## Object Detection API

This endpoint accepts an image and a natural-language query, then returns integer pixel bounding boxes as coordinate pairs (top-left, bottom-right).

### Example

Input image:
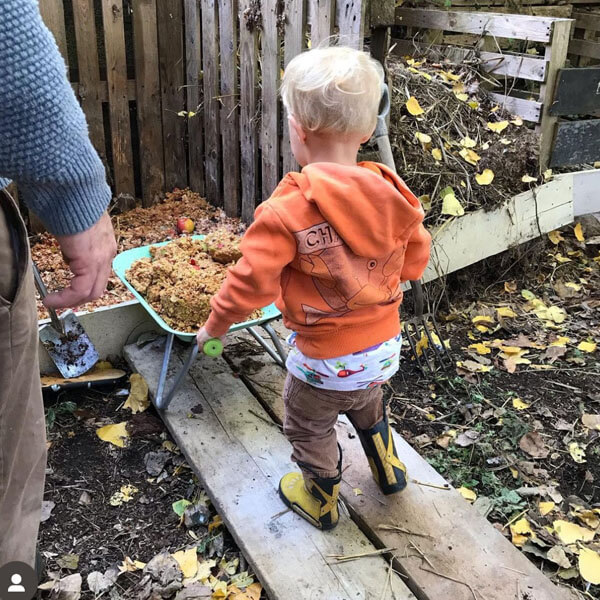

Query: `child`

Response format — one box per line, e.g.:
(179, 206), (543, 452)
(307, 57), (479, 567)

(197, 46), (431, 530)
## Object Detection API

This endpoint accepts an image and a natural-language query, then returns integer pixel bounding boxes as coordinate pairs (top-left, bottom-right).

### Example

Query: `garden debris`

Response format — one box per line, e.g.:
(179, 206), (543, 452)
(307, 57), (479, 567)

(43, 573), (82, 600)
(123, 373), (150, 414)
(519, 432), (549, 459)
(96, 421), (130, 448)
(145, 450), (171, 476)
(56, 554), (79, 570)
(86, 567), (119, 595)
(109, 484), (139, 506)
(41, 500), (55, 522)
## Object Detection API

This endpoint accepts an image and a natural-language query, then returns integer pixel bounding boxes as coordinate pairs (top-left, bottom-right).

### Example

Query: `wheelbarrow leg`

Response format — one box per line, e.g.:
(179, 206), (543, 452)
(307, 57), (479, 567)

(247, 324), (286, 368)
(155, 332), (175, 410)
(263, 322), (288, 365)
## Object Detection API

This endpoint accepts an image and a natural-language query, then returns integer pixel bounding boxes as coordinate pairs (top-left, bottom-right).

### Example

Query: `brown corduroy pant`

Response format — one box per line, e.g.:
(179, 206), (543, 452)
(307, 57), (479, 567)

(0, 190), (46, 567)
(282, 374), (383, 479)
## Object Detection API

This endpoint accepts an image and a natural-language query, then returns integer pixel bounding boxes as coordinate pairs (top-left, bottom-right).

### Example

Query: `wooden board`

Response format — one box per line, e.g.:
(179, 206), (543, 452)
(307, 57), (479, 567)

(569, 38), (600, 60)
(219, 0), (241, 216)
(202, 0), (222, 206)
(101, 0), (135, 197)
(310, 0), (334, 47)
(394, 8), (566, 44)
(573, 10), (600, 32)
(550, 119), (600, 167)
(71, 0), (106, 158)
(573, 169), (600, 217)
(550, 67), (600, 116)
(185, 0), (205, 196)
(488, 92), (542, 123)
(239, 0), (259, 223)
(39, 0), (69, 68)
(224, 323), (573, 600)
(261, 0), (281, 201)
(124, 340), (414, 600)
(132, 0), (165, 206)
(337, 0), (366, 49)
(157, 0), (187, 191)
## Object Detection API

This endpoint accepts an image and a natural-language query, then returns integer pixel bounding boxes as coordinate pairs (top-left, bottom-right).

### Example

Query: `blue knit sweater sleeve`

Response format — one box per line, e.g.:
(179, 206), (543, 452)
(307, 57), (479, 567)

(0, 0), (111, 236)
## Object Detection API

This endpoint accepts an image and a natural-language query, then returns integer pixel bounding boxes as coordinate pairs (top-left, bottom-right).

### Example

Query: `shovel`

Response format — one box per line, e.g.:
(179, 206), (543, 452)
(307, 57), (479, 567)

(33, 263), (99, 378)
(375, 84), (452, 374)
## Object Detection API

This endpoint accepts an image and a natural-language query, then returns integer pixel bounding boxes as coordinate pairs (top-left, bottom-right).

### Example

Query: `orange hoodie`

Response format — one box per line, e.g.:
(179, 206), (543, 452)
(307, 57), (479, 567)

(205, 162), (431, 359)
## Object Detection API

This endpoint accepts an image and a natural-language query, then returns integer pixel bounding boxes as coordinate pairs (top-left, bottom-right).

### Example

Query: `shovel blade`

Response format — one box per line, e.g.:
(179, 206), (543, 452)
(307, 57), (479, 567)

(39, 311), (99, 378)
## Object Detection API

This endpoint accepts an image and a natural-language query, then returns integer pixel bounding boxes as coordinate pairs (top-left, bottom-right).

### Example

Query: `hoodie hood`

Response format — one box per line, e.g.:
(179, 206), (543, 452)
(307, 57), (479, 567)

(288, 162), (425, 258)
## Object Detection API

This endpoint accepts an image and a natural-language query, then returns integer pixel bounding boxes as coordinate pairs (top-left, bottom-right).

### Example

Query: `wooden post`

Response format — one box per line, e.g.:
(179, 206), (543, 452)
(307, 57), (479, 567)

(309, 0), (334, 47)
(337, 0), (366, 49)
(133, 0), (165, 206)
(101, 0), (135, 198)
(185, 0), (205, 196)
(39, 0), (70, 68)
(239, 0), (259, 222)
(539, 19), (573, 172)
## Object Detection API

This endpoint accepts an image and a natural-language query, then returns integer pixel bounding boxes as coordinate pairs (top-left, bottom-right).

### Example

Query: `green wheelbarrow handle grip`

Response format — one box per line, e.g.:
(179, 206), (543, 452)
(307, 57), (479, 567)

(159, 338), (223, 410)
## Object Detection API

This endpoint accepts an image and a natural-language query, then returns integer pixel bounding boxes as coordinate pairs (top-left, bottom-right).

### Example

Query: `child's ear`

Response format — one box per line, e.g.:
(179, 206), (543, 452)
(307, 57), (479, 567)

(289, 115), (307, 143)
(360, 127), (375, 144)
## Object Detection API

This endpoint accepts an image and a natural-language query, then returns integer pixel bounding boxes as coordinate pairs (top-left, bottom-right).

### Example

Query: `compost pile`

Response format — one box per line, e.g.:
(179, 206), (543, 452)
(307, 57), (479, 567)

(379, 54), (541, 226)
(33, 189), (246, 319)
(126, 231), (259, 332)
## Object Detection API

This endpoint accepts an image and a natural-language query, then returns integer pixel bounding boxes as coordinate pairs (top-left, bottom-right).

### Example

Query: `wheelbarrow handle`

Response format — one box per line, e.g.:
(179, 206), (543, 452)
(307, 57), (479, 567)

(410, 279), (425, 319)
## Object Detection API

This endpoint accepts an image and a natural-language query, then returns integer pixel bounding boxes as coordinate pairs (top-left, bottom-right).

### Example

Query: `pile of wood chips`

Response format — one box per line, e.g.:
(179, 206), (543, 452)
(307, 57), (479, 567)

(32, 189), (246, 319)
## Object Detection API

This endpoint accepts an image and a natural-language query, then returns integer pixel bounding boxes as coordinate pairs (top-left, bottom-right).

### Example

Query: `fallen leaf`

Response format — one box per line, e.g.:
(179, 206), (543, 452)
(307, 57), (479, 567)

(553, 520), (595, 544)
(95, 360), (113, 370)
(406, 96), (424, 116)
(208, 514), (223, 532)
(175, 583), (212, 599)
(57, 554), (79, 570)
(441, 189), (464, 216)
(550, 336), (570, 347)
(145, 450), (170, 476)
(579, 548), (600, 585)
(431, 148), (442, 161)
(455, 430), (480, 447)
(568, 442), (586, 464)
(456, 360), (492, 374)
(460, 136), (477, 148)
(487, 121), (509, 133)
(519, 432), (549, 459)
(41, 500), (55, 523)
(195, 559), (217, 582)
(123, 374), (149, 414)
(512, 398), (530, 411)
(543, 169), (553, 181)
(468, 343), (491, 355)
(415, 131), (432, 145)
(52, 574), (82, 600)
(543, 345), (566, 363)
(504, 281), (517, 293)
(574, 223), (585, 242)
(582, 414), (600, 431)
(511, 117), (523, 126)
(577, 340), (597, 353)
(458, 487), (477, 502)
(475, 169), (494, 185)
(96, 422), (130, 448)
(510, 518), (533, 547)
(500, 138), (512, 145)
(558, 567), (579, 580)
(172, 548), (198, 579)
(539, 501), (555, 516)
(109, 484), (139, 507)
(229, 583), (262, 600)
(459, 148), (481, 165)
(497, 307), (517, 318)
(353, 488), (363, 496)
(436, 429), (457, 448)
(571, 507), (600, 530)
(172, 499), (192, 517)
(87, 568), (119, 595)
(521, 175), (538, 183)
(547, 546), (571, 569)
(119, 557), (146, 573)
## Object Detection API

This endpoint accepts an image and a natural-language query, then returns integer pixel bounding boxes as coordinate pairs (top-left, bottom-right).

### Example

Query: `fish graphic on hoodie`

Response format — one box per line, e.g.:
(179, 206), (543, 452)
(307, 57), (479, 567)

(205, 161), (432, 360)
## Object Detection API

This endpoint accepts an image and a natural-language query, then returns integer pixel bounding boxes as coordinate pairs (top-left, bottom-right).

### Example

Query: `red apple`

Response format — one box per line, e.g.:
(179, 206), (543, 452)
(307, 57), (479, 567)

(177, 217), (195, 234)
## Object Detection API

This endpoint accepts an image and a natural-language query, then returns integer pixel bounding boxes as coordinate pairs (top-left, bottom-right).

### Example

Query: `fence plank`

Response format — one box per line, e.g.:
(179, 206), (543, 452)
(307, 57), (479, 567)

(219, 0), (241, 216)
(239, 0), (259, 222)
(282, 0), (306, 175)
(488, 92), (543, 122)
(185, 0), (205, 195)
(261, 0), (281, 200)
(337, 0), (366, 48)
(550, 67), (600, 116)
(202, 0), (222, 206)
(157, 0), (187, 191)
(569, 38), (600, 59)
(539, 19), (572, 171)
(133, 0), (165, 206)
(310, 0), (334, 47)
(573, 10), (600, 32)
(551, 119), (600, 167)
(39, 0), (69, 67)
(101, 0), (135, 197)
(395, 8), (563, 43)
(72, 0), (106, 157)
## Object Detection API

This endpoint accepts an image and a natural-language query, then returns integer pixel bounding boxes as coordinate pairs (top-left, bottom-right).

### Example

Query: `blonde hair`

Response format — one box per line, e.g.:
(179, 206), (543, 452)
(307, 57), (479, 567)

(281, 45), (384, 138)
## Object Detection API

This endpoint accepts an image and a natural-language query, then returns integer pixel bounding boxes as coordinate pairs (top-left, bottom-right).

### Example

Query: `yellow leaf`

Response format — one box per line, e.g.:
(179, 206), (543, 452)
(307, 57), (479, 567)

(490, 106), (499, 113)
(511, 117), (523, 126)
(110, 484), (139, 506)
(565, 282), (582, 292)
(548, 230), (565, 245)
(472, 315), (494, 328)
(458, 487), (477, 502)
(230, 583), (262, 600)
(497, 307), (517, 318)
(500, 138), (512, 145)
(554, 253), (571, 263)
(196, 559), (217, 582)
(432, 148), (442, 161)
(577, 340), (597, 353)
(543, 169), (553, 181)
(504, 281), (517, 293)
(408, 67), (432, 81)
(211, 579), (228, 598)
(353, 488), (363, 496)
(468, 343), (491, 355)
(554, 520), (596, 545)
(415, 131), (432, 145)
(579, 548), (600, 585)
(208, 514), (223, 532)
(550, 336), (570, 347)
(119, 557), (146, 573)
(454, 92), (469, 102)
(172, 548), (198, 579)
(499, 346), (525, 356)
(475, 169), (494, 185)
(582, 414), (600, 431)
(460, 136), (477, 148)
(512, 398), (530, 410)
(521, 175), (537, 183)
(95, 360), (113, 371)
(96, 422), (130, 448)
(539, 501), (555, 516)
(574, 223), (585, 242)
(468, 100), (479, 109)
(459, 148), (481, 165)
(569, 442), (586, 464)
(440, 70), (461, 82)
(419, 194), (431, 211)
(441, 191), (465, 217)
(406, 96), (424, 116)
(509, 466), (519, 479)
(487, 121), (509, 134)
(510, 518), (533, 547)
(481, 142), (490, 150)
(123, 373), (149, 414)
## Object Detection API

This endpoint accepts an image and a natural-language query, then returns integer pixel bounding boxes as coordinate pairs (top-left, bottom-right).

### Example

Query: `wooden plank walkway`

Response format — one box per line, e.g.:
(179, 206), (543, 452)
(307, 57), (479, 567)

(124, 338), (414, 600)
(224, 323), (574, 600)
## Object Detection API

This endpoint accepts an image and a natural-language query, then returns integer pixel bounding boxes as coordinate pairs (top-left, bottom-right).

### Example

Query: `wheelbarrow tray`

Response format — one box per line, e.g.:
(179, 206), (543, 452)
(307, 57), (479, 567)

(112, 235), (281, 341)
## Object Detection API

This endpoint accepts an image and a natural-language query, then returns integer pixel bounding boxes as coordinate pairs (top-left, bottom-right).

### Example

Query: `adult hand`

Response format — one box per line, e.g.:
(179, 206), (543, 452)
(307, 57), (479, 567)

(44, 212), (117, 309)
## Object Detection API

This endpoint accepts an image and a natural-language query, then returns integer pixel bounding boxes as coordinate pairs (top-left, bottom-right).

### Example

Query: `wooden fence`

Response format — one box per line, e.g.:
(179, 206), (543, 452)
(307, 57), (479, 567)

(569, 8), (600, 65)
(39, 0), (366, 221)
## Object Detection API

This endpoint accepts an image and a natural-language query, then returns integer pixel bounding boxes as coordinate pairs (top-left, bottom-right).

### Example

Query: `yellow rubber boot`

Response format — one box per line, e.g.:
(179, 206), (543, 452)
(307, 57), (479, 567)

(351, 409), (407, 495)
(278, 453), (341, 531)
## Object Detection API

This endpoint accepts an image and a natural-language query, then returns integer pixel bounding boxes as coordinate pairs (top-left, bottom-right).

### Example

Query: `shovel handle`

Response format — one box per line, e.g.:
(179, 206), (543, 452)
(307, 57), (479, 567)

(32, 263), (64, 334)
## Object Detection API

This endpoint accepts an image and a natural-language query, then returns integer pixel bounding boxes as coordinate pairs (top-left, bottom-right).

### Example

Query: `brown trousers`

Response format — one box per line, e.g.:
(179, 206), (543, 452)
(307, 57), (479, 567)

(283, 374), (383, 479)
(0, 191), (46, 567)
